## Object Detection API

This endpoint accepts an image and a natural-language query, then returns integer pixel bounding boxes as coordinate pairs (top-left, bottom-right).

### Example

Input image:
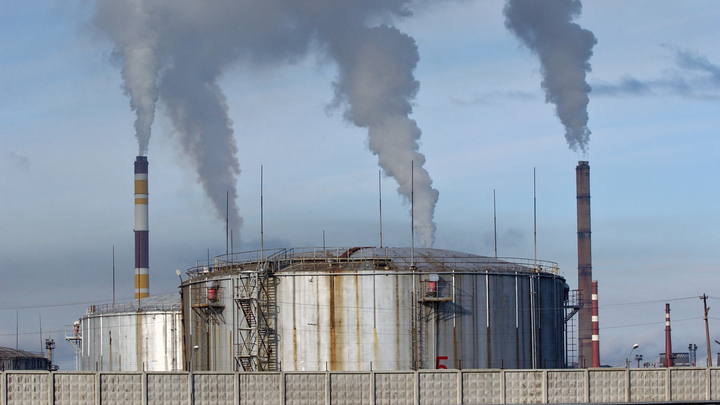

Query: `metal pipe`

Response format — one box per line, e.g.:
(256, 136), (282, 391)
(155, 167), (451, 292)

(576, 161), (592, 367)
(134, 156), (149, 299)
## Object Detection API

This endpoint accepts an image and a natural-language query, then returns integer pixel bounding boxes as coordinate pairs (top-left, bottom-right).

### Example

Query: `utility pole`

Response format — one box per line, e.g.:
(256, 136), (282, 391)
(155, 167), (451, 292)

(702, 294), (712, 367)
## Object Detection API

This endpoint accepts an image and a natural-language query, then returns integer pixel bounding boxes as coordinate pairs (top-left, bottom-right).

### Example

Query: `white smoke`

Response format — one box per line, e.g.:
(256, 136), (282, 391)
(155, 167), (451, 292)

(95, 0), (440, 247)
(503, 0), (597, 154)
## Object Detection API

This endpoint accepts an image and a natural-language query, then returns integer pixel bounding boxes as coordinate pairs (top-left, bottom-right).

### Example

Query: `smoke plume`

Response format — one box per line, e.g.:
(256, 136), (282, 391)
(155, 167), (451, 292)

(95, 0), (439, 247)
(503, 0), (597, 154)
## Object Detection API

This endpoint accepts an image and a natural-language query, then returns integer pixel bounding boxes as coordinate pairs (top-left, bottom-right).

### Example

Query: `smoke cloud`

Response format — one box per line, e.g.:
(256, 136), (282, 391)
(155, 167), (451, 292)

(95, 0), (439, 247)
(503, 0), (597, 154)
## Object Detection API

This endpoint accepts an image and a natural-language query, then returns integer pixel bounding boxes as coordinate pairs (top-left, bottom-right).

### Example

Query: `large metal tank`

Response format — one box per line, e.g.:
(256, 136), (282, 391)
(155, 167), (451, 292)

(78, 293), (183, 371)
(182, 247), (568, 371)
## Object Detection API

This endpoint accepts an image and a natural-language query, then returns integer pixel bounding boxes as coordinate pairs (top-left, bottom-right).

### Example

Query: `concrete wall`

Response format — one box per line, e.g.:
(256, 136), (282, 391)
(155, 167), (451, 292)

(2, 368), (720, 404)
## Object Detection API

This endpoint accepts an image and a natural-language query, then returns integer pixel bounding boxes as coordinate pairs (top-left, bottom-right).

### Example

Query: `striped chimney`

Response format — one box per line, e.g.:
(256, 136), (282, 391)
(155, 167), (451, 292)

(591, 280), (600, 367)
(664, 303), (672, 367)
(134, 156), (149, 299)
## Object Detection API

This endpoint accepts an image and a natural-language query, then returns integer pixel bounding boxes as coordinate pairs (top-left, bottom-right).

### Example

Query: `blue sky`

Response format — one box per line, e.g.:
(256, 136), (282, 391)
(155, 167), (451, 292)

(1, 0), (719, 369)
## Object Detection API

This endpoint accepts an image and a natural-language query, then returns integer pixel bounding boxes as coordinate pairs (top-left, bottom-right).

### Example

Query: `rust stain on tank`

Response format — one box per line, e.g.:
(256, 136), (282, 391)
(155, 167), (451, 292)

(329, 265), (346, 371)
(293, 328), (297, 368)
(355, 274), (361, 368)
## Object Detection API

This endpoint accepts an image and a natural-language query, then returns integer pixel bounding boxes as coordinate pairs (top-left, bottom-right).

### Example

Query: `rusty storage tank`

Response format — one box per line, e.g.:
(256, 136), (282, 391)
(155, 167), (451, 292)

(78, 293), (183, 371)
(182, 247), (568, 371)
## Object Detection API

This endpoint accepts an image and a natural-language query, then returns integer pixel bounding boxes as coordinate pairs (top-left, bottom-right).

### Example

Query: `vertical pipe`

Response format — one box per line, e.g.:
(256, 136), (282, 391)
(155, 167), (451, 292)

(134, 156), (150, 299)
(576, 161), (592, 367)
(379, 170), (383, 248)
(591, 281), (600, 367)
(664, 303), (672, 367)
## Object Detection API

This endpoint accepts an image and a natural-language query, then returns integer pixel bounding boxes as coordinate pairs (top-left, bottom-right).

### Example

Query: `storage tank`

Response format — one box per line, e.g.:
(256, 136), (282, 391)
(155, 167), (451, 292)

(182, 247), (568, 371)
(78, 293), (183, 371)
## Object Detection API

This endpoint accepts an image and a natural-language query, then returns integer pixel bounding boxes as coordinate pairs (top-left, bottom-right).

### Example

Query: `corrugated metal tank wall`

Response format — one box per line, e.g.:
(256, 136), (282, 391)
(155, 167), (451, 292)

(79, 295), (183, 372)
(182, 248), (568, 372)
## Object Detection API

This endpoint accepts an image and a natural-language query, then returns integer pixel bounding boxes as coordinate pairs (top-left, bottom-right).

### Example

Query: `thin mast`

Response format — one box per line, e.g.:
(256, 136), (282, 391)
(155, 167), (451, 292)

(493, 189), (497, 259)
(411, 161), (414, 268)
(261, 165), (264, 260)
(533, 167), (537, 267)
(379, 170), (383, 248)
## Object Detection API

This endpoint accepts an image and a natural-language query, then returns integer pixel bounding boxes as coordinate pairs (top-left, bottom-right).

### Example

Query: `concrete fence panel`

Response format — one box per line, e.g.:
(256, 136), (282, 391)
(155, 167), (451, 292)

(461, 371), (502, 404)
(53, 373), (95, 405)
(330, 372), (371, 405)
(588, 369), (625, 403)
(239, 373), (280, 405)
(374, 372), (414, 405)
(6, 372), (50, 405)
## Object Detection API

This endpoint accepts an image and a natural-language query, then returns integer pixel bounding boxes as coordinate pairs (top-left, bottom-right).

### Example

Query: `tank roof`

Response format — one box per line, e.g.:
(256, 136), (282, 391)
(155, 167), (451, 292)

(85, 292), (181, 316)
(0, 347), (45, 359)
(187, 247), (560, 279)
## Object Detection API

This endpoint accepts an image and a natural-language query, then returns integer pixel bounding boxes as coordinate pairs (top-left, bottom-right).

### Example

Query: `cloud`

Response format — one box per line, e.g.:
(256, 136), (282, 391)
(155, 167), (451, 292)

(592, 47), (720, 100)
(451, 90), (538, 106)
(8, 152), (30, 172)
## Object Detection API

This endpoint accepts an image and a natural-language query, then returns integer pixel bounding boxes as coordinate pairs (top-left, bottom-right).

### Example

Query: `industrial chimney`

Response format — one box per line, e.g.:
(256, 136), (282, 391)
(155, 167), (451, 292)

(576, 161), (592, 367)
(135, 156), (149, 299)
(591, 280), (600, 367)
(664, 303), (672, 367)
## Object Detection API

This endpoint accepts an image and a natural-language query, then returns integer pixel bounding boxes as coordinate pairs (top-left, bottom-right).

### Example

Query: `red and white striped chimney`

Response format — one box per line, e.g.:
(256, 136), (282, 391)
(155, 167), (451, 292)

(591, 280), (600, 367)
(664, 303), (673, 367)
(134, 156), (149, 299)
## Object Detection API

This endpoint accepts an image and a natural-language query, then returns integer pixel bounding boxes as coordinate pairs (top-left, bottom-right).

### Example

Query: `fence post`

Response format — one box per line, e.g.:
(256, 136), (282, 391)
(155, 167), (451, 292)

(665, 367), (671, 402)
(234, 372), (239, 405)
(500, 370), (506, 404)
(370, 370), (376, 405)
(95, 372), (100, 405)
(456, 370), (462, 405)
(542, 370), (548, 404)
(280, 371), (286, 405)
(625, 368), (631, 403)
(325, 371), (331, 405)
(414, 371), (420, 405)
(707, 367), (712, 401)
(142, 372), (148, 405)
(584, 369), (589, 403)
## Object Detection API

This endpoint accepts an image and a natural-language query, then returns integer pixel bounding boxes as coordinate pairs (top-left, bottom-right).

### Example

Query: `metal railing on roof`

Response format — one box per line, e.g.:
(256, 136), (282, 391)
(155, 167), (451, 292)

(185, 247), (559, 279)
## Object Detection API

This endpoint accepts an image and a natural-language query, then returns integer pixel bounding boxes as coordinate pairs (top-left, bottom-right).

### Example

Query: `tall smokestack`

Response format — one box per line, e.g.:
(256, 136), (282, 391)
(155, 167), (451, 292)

(134, 156), (149, 299)
(591, 280), (599, 367)
(664, 303), (672, 367)
(576, 161), (592, 367)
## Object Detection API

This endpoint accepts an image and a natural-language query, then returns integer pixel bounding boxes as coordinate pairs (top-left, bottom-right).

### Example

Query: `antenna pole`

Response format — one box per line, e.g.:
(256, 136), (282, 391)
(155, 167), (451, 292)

(261, 165), (264, 260)
(533, 167), (537, 267)
(411, 161), (415, 268)
(379, 170), (383, 248)
(226, 191), (229, 257)
(493, 190), (497, 259)
(39, 314), (43, 354)
(112, 245), (116, 308)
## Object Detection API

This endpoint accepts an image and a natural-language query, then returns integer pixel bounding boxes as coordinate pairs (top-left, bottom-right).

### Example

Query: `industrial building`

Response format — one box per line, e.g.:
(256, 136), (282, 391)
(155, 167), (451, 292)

(0, 347), (50, 371)
(67, 157), (588, 372)
(181, 247), (569, 372)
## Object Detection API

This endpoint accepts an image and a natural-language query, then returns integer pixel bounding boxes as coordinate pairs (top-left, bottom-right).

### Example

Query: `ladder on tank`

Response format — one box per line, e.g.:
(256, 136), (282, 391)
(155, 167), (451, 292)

(564, 289), (581, 368)
(234, 261), (275, 371)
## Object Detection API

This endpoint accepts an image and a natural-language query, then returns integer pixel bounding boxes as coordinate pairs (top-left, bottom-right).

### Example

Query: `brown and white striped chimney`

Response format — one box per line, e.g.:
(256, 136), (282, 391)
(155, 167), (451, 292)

(591, 280), (600, 367)
(576, 161), (593, 368)
(135, 156), (149, 299)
